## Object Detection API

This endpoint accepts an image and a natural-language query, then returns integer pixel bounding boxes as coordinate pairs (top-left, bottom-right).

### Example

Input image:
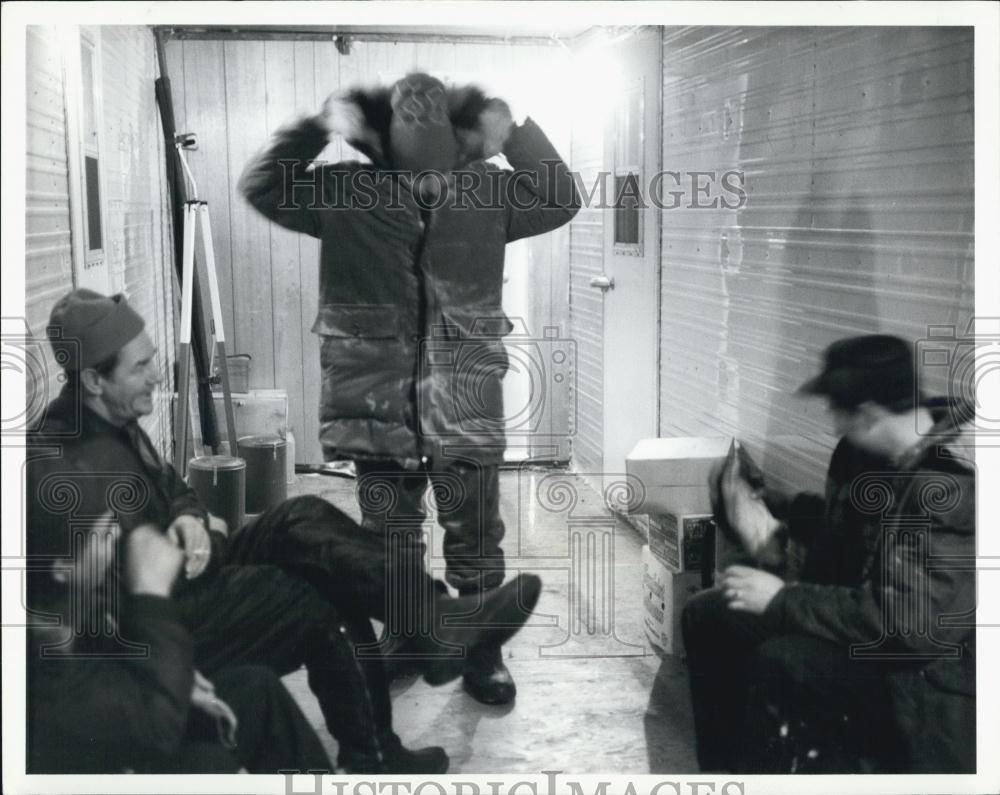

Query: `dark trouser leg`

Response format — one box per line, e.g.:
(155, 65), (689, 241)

(740, 634), (901, 773)
(433, 459), (505, 594)
(428, 459), (515, 703)
(353, 460), (435, 642)
(681, 587), (773, 772)
(177, 565), (392, 764)
(210, 665), (333, 773)
(227, 493), (439, 625)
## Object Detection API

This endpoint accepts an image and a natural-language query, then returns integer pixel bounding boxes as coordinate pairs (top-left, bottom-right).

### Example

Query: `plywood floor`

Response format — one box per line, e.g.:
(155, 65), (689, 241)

(282, 468), (698, 775)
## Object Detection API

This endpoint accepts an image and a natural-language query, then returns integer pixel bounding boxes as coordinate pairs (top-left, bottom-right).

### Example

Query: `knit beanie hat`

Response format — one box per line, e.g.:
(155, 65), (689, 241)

(389, 73), (458, 175)
(47, 288), (145, 371)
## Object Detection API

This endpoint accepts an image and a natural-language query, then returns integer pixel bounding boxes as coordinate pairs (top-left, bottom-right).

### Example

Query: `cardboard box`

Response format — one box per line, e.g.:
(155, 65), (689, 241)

(648, 512), (716, 573)
(641, 545), (702, 656)
(626, 437), (732, 515)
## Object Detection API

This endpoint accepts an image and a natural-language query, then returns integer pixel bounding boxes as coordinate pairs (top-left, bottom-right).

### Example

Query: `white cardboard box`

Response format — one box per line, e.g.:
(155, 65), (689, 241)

(641, 544), (702, 656)
(626, 436), (732, 515)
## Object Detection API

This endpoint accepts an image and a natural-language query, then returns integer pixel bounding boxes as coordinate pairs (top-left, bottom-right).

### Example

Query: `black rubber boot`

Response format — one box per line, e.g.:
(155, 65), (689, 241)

(324, 618), (448, 774)
(419, 573), (542, 687)
(339, 733), (449, 775)
(463, 643), (517, 705)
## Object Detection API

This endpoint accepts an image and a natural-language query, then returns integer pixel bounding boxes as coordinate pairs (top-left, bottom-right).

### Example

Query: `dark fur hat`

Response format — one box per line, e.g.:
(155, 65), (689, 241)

(324, 73), (514, 170)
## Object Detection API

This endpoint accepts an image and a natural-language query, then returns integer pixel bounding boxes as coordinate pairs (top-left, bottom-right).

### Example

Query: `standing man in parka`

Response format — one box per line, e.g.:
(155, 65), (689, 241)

(240, 73), (579, 703)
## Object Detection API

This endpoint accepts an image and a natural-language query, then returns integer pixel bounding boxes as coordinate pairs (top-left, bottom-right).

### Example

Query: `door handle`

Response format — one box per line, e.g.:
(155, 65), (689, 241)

(589, 275), (615, 291)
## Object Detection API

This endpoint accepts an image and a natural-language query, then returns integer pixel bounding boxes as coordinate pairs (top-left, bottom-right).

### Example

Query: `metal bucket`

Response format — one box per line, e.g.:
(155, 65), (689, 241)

(187, 455), (246, 535)
(238, 435), (288, 514)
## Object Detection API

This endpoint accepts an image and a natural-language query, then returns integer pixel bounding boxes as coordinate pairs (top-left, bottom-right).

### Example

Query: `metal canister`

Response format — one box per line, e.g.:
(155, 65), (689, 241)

(237, 435), (288, 514)
(187, 455), (246, 536)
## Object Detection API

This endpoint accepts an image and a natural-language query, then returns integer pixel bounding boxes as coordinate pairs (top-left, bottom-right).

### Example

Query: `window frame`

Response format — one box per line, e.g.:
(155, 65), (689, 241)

(62, 26), (110, 292)
(612, 77), (645, 258)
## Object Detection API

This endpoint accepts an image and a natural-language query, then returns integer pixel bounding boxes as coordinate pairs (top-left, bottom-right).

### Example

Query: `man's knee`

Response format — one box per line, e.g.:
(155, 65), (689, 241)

(682, 587), (729, 640)
(747, 635), (825, 691)
(283, 494), (338, 522)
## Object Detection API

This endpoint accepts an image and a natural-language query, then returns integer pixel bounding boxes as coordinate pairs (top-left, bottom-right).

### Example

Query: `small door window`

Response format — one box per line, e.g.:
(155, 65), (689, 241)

(613, 81), (644, 254)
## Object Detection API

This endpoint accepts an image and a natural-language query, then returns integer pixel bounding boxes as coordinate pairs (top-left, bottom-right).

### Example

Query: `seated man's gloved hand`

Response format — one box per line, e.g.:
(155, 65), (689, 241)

(167, 515), (212, 580)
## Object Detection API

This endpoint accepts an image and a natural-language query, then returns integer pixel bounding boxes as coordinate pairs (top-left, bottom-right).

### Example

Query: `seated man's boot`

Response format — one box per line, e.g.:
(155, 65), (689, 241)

(339, 733), (449, 774)
(419, 573), (542, 687)
(324, 618), (448, 774)
(462, 643), (516, 705)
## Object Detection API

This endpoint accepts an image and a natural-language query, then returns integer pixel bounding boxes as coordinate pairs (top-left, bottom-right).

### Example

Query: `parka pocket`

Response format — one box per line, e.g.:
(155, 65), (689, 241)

(311, 304), (401, 339)
(435, 306), (515, 340)
(427, 306), (513, 382)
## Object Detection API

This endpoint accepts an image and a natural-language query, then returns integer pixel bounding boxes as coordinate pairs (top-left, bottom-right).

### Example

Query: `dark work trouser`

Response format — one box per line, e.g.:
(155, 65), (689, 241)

(225, 494), (445, 635)
(177, 559), (393, 763)
(681, 588), (903, 773)
(156, 665), (332, 773)
(354, 458), (506, 596)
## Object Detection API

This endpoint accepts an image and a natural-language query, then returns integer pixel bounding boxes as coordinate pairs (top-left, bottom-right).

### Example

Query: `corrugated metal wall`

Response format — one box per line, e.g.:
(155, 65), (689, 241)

(567, 118), (605, 477)
(657, 26), (974, 492)
(162, 36), (568, 464)
(25, 26), (75, 412)
(25, 26), (175, 454)
(100, 26), (176, 455)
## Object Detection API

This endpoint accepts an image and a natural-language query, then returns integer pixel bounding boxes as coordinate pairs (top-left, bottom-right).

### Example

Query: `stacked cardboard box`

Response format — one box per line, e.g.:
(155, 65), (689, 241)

(648, 512), (715, 573)
(628, 437), (732, 655)
(641, 545), (702, 656)
(626, 436), (732, 515)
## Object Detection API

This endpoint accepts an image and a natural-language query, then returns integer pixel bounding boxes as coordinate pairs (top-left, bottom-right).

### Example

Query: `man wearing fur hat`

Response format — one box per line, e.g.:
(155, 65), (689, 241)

(241, 73), (579, 704)
(681, 335), (976, 773)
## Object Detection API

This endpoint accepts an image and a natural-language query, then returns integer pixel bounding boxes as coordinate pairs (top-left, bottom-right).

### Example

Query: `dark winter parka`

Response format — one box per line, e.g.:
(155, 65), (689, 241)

(769, 398), (976, 772)
(239, 92), (579, 468)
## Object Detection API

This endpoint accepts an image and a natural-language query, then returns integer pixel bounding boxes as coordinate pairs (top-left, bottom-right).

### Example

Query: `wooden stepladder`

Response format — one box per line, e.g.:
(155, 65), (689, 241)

(172, 132), (239, 475)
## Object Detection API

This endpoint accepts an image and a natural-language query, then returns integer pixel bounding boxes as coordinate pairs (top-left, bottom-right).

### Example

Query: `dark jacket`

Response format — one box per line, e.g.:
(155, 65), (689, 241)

(27, 594), (195, 773)
(767, 398), (976, 772)
(239, 115), (579, 467)
(26, 388), (226, 605)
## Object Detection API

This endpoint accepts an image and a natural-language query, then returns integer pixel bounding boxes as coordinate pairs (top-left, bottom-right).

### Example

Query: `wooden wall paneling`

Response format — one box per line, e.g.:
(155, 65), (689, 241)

(265, 40), (308, 454)
(294, 40), (322, 464)
(224, 40), (275, 389)
(180, 40), (237, 356)
(412, 42), (458, 78)
(300, 42), (342, 462)
(365, 41), (415, 84)
(313, 43), (342, 166)
(335, 44), (363, 160)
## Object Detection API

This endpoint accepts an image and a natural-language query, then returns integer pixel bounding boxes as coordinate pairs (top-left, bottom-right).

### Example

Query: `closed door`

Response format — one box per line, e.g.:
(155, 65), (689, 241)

(597, 29), (661, 502)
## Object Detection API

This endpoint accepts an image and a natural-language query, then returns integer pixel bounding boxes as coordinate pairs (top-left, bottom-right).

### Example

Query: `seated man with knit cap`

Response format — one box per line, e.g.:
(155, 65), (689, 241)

(26, 288), (542, 774)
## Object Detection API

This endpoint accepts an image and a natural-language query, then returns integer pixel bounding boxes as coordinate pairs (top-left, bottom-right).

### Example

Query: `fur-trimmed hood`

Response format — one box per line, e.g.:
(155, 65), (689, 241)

(322, 73), (514, 171)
